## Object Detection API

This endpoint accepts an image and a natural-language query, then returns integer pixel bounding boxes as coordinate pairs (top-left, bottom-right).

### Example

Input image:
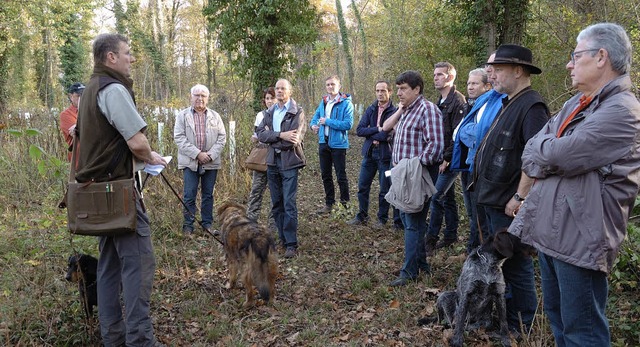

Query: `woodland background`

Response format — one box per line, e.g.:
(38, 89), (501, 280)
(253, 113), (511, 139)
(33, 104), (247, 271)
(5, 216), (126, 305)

(1, 0), (639, 346)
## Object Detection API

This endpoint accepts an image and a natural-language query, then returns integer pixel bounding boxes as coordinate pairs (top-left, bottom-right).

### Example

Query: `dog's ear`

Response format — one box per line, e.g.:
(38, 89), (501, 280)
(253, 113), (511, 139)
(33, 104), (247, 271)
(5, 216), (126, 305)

(493, 230), (515, 258)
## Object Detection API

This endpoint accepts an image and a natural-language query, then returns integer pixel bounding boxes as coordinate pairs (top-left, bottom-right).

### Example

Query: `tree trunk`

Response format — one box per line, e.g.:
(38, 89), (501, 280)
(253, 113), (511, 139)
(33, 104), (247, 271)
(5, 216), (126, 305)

(335, 0), (355, 96)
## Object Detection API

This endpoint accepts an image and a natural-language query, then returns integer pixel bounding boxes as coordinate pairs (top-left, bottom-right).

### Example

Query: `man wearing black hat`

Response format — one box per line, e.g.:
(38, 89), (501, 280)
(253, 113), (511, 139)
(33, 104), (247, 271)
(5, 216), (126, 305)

(59, 82), (85, 161)
(472, 44), (550, 333)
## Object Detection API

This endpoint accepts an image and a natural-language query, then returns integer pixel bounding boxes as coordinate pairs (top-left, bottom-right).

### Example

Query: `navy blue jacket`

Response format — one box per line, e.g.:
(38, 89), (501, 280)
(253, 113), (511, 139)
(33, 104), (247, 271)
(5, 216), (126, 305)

(356, 100), (398, 161)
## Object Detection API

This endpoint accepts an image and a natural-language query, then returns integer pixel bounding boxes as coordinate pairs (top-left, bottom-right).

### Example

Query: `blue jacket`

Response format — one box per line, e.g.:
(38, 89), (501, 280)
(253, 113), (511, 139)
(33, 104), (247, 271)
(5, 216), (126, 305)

(356, 100), (397, 160)
(309, 92), (354, 149)
(450, 89), (506, 172)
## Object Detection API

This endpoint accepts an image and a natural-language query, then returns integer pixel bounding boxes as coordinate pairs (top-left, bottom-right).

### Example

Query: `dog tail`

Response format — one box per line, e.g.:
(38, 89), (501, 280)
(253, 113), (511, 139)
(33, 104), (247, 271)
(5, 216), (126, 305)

(248, 233), (277, 303)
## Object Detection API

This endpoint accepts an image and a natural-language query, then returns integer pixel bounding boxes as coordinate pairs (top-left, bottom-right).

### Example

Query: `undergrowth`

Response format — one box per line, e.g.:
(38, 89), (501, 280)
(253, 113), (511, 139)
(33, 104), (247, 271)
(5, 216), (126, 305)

(0, 107), (639, 346)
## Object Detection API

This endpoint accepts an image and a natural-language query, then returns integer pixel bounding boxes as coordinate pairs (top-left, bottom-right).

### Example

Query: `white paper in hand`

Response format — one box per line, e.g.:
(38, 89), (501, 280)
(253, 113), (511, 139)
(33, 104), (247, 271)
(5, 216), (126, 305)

(144, 156), (172, 176)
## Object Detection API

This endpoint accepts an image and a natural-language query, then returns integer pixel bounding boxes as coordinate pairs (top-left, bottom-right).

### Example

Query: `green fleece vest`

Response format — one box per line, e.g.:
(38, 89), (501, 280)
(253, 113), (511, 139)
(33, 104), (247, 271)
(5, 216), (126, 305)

(75, 64), (137, 183)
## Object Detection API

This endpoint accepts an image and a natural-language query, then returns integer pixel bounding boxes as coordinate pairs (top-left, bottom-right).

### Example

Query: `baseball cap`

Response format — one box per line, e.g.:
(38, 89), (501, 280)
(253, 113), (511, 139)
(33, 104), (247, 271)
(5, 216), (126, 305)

(68, 82), (85, 95)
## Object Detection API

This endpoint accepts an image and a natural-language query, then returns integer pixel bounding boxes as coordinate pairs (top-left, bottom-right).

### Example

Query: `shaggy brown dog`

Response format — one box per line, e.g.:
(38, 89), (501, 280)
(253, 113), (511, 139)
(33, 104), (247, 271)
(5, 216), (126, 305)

(217, 201), (277, 307)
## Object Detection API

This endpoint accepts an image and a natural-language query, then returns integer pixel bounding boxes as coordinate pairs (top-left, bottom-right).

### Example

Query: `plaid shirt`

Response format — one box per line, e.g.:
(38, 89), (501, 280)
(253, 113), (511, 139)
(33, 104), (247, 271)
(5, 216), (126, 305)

(192, 108), (207, 151)
(392, 95), (444, 166)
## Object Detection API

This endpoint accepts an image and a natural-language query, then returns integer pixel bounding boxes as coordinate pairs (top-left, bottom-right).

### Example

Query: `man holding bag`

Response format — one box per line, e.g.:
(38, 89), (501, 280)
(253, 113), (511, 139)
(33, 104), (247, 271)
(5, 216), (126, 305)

(75, 33), (166, 347)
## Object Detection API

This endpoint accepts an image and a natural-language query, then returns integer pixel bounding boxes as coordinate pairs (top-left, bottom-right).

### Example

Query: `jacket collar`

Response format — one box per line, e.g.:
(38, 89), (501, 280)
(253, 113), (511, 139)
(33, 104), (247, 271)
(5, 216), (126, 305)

(439, 85), (459, 106)
(323, 92), (350, 104)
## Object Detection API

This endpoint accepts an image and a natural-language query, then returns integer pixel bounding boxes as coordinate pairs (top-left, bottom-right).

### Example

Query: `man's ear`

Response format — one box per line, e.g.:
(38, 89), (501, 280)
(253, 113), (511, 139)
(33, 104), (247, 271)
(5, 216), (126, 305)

(596, 49), (608, 66)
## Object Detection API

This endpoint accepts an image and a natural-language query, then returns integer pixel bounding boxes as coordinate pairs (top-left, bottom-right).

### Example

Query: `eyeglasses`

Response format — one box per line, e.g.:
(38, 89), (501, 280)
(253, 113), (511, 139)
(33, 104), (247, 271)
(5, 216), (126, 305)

(570, 49), (599, 64)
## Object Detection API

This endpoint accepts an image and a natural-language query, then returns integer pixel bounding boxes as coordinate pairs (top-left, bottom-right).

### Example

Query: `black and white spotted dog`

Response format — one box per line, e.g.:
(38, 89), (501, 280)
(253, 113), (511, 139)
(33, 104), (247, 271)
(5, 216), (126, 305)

(419, 229), (535, 347)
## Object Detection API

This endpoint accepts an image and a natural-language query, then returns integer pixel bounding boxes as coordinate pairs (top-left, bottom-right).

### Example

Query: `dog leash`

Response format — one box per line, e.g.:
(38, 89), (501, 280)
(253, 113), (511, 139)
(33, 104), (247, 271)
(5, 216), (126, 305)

(158, 172), (224, 245)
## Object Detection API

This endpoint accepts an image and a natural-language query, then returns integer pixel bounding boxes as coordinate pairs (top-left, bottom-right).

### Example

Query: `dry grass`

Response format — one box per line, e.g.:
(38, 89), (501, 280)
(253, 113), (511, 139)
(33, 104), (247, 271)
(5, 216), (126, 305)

(0, 110), (638, 346)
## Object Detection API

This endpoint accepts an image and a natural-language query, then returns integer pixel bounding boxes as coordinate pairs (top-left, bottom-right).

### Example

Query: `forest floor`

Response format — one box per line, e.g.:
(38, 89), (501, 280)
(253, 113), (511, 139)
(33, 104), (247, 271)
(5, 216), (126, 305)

(1, 133), (637, 346)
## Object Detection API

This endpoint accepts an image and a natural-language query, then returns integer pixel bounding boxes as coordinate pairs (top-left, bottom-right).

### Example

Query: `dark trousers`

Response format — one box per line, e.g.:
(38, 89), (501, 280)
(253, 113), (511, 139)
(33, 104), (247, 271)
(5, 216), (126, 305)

(319, 143), (349, 206)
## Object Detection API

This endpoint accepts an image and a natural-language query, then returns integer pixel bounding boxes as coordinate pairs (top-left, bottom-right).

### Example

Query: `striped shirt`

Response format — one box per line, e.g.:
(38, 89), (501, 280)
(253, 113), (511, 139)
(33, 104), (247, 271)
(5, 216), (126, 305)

(392, 95), (444, 166)
(192, 108), (207, 151)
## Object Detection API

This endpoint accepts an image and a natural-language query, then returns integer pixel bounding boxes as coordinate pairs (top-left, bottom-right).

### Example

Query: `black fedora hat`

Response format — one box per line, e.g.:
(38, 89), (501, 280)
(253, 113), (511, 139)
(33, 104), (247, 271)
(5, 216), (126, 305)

(487, 44), (542, 74)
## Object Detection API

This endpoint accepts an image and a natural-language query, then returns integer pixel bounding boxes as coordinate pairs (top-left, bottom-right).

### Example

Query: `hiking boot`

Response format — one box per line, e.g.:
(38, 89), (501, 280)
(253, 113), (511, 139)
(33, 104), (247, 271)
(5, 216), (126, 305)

(388, 276), (416, 287)
(435, 238), (457, 249)
(373, 221), (386, 229)
(425, 237), (438, 257)
(346, 217), (366, 225)
(284, 247), (298, 258)
(316, 205), (333, 215)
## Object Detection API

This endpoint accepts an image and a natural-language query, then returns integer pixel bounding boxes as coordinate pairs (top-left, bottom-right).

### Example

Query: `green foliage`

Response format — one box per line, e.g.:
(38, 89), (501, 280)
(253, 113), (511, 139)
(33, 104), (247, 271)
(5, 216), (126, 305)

(57, 13), (90, 90)
(6, 128), (67, 180)
(203, 0), (320, 111)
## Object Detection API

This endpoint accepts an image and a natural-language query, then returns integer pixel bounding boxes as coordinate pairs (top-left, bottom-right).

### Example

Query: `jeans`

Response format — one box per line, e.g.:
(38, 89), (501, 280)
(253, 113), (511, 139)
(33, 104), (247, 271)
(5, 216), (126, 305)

(319, 143), (349, 206)
(539, 252), (610, 347)
(462, 172), (489, 253)
(484, 206), (538, 331)
(267, 155), (299, 248)
(98, 199), (157, 346)
(246, 170), (274, 225)
(355, 146), (392, 223)
(426, 169), (459, 242)
(398, 164), (438, 279)
(182, 167), (218, 230)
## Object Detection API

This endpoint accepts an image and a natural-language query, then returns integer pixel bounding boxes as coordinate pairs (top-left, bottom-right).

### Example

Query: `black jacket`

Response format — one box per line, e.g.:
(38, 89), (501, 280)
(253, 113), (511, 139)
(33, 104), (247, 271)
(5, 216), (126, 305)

(438, 86), (466, 163)
(356, 100), (398, 161)
(473, 87), (549, 208)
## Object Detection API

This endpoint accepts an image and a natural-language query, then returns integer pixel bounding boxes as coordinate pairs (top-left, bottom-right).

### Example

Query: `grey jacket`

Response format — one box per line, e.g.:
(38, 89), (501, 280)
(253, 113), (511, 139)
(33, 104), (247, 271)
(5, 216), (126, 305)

(385, 157), (436, 213)
(509, 75), (640, 273)
(174, 107), (227, 171)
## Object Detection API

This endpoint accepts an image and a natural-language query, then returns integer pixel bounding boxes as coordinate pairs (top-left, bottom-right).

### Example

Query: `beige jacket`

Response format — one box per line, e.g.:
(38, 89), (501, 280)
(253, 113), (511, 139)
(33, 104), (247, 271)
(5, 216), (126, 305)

(174, 107), (227, 171)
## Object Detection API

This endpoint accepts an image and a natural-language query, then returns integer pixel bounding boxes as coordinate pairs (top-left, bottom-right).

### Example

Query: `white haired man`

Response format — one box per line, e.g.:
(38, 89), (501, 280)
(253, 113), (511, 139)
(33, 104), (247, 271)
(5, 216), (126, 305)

(509, 23), (640, 346)
(174, 84), (227, 234)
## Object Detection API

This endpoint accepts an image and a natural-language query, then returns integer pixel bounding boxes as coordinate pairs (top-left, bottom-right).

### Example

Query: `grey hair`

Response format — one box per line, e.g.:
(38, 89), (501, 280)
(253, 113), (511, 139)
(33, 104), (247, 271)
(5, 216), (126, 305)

(190, 84), (210, 96)
(276, 78), (292, 90)
(468, 68), (488, 84)
(577, 22), (632, 74)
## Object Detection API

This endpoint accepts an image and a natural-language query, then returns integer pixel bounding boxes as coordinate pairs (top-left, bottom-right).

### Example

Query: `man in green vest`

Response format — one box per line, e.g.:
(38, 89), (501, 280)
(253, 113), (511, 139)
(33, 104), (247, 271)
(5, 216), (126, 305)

(76, 33), (167, 347)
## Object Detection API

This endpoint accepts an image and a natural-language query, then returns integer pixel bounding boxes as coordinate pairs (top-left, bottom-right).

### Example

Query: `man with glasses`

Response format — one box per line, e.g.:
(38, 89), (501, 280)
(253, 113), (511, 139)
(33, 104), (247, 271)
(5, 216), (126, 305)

(174, 84), (227, 234)
(472, 44), (550, 334)
(510, 23), (640, 346)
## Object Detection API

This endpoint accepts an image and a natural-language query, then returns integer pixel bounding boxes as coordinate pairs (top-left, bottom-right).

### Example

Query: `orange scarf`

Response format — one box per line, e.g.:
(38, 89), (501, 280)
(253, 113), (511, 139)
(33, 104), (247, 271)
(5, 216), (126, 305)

(556, 95), (592, 137)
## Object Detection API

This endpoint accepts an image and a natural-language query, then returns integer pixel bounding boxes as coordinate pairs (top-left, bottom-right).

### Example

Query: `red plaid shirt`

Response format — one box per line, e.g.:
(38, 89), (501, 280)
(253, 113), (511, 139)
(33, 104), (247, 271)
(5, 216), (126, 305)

(392, 95), (444, 166)
(192, 108), (207, 151)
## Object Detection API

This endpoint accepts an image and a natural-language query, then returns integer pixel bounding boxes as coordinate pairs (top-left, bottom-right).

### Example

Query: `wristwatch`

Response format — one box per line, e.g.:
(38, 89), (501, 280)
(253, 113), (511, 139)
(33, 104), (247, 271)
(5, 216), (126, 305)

(513, 193), (525, 202)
